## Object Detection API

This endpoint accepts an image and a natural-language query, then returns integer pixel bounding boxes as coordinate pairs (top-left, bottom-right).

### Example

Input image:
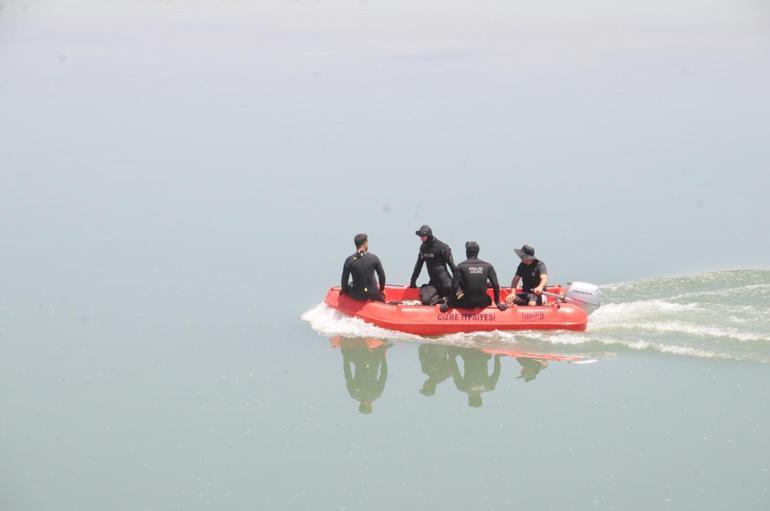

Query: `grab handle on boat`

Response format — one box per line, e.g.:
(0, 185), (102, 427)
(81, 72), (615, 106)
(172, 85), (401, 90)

(540, 290), (566, 302)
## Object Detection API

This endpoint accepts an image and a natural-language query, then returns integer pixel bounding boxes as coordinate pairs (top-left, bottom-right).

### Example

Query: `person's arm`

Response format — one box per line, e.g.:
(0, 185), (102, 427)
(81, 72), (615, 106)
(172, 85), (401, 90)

(506, 274), (521, 305)
(341, 259), (351, 294)
(488, 266), (501, 305)
(451, 267), (462, 296)
(409, 254), (424, 287)
(444, 246), (458, 276)
(450, 356), (463, 390)
(489, 355), (502, 390)
(374, 256), (386, 292)
(534, 262), (549, 295)
(343, 352), (353, 383)
(377, 356), (388, 393)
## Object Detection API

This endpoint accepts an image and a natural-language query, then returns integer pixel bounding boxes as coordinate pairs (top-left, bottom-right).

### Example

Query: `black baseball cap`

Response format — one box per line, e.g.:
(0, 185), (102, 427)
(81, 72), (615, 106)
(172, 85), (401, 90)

(415, 225), (433, 237)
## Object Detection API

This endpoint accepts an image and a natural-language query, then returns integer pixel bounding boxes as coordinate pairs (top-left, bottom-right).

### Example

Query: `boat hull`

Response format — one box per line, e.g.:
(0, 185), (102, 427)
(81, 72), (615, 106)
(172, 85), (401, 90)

(323, 285), (588, 336)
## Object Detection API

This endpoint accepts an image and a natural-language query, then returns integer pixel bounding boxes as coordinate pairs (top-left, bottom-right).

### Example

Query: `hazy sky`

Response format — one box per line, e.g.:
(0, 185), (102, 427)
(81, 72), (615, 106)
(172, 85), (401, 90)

(2, 0), (769, 305)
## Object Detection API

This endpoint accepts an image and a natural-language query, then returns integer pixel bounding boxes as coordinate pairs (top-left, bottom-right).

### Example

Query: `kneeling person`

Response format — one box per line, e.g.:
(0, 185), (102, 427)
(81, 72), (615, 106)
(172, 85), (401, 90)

(441, 242), (507, 312)
(341, 233), (386, 302)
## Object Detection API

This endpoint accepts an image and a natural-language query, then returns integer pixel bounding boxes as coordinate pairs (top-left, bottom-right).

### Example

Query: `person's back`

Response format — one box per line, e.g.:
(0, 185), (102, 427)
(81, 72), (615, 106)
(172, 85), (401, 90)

(341, 339), (389, 414)
(341, 234), (386, 302)
(450, 348), (502, 408)
(344, 346), (388, 402)
(418, 344), (453, 396)
(445, 242), (507, 311)
(455, 257), (495, 305)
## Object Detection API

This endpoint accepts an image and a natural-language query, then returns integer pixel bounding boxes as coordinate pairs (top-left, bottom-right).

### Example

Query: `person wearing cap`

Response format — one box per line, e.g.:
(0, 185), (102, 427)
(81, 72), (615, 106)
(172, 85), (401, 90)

(440, 241), (507, 312)
(409, 225), (457, 304)
(506, 244), (548, 306)
(517, 357), (548, 383)
(341, 233), (386, 302)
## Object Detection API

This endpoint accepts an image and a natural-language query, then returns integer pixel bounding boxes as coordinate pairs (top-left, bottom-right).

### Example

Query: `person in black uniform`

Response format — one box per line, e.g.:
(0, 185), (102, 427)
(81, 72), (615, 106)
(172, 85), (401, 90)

(418, 344), (454, 397)
(441, 241), (508, 312)
(341, 233), (386, 302)
(409, 225), (457, 305)
(505, 244), (549, 306)
(450, 348), (502, 408)
(338, 337), (390, 414)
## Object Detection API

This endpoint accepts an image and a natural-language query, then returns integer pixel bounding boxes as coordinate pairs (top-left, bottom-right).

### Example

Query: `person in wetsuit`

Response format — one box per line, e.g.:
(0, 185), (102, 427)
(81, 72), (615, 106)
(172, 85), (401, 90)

(418, 344), (454, 397)
(339, 337), (390, 414)
(441, 241), (508, 312)
(450, 348), (502, 408)
(341, 233), (386, 302)
(409, 225), (457, 304)
(505, 244), (548, 307)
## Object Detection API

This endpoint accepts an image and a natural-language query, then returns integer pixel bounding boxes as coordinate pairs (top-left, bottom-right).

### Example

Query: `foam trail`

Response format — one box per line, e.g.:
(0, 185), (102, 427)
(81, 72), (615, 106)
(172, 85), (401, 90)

(301, 303), (419, 340)
(599, 321), (769, 342)
(589, 300), (701, 326)
(522, 332), (759, 362)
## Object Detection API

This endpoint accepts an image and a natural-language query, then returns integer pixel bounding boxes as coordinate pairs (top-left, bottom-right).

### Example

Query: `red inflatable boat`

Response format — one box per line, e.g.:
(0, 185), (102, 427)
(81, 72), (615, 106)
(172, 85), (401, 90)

(323, 283), (600, 336)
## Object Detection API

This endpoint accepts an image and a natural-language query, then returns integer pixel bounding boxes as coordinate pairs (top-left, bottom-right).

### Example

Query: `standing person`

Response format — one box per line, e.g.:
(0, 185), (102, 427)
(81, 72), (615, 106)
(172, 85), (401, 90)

(505, 244), (548, 306)
(441, 241), (507, 312)
(409, 225), (457, 305)
(341, 233), (386, 302)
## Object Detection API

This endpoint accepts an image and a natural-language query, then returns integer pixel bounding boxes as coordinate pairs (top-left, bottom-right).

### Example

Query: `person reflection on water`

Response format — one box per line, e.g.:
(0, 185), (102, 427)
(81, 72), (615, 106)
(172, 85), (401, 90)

(517, 357), (548, 383)
(418, 344), (454, 397)
(339, 338), (390, 414)
(450, 348), (502, 408)
(340, 233), (386, 302)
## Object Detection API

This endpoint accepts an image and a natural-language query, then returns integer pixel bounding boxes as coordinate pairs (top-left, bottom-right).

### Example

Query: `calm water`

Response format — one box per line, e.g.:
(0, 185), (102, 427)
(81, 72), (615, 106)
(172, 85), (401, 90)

(2, 1), (770, 510)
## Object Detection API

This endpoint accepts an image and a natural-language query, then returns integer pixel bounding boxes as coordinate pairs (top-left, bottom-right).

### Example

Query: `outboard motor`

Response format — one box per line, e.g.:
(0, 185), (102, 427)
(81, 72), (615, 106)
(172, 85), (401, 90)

(563, 282), (601, 314)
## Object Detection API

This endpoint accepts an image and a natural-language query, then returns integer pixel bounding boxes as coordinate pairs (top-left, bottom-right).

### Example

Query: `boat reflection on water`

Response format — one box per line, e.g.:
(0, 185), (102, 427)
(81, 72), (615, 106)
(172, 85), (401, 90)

(420, 346), (566, 406)
(330, 336), (391, 414)
(329, 336), (594, 412)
